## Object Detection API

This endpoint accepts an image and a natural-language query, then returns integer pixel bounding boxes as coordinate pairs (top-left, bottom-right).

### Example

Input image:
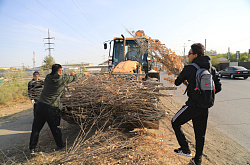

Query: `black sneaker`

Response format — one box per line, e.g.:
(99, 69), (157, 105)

(174, 148), (192, 157)
(30, 149), (35, 155)
(190, 157), (201, 165)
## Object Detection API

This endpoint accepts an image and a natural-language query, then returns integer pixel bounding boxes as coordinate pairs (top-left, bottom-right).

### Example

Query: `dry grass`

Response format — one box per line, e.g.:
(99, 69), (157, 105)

(0, 98), (32, 117)
(27, 126), (192, 165)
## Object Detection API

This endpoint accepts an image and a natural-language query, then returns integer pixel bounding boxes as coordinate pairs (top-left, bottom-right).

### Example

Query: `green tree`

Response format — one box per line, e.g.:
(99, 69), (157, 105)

(228, 52), (250, 62)
(9, 67), (18, 71)
(229, 53), (236, 62)
(206, 49), (217, 56)
(217, 53), (227, 59)
(22, 66), (29, 71)
(239, 52), (250, 62)
(82, 66), (86, 72)
(43, 55), (55, 70)
(210, 56), (219, 65)
(210, 56), (220, 70)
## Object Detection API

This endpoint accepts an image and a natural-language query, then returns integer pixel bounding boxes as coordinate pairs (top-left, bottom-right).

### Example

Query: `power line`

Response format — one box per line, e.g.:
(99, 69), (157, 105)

(0, 26), (99, 57)
(46, 0), (87, 32)
(35, 0), (101, 49)
(15, 0), (88, 43)
(72, 0), (106, 39)
(0, 2), (103, 64)
(14, 0), (63, 32)
(0, 13), (100, 62)
(0, 10), (45, 34)
(54, 40), (100, 57)
(0, 27), (26, 35)
(13, 0), (99, 54)
(14, 0), (102, 55)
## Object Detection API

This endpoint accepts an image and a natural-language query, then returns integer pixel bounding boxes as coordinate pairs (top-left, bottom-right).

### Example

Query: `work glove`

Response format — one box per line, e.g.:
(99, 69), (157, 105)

(31, 100), (35, 105)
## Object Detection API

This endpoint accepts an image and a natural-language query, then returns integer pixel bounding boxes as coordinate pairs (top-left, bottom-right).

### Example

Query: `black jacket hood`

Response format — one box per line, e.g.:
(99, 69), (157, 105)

(192, 56), (212, 70)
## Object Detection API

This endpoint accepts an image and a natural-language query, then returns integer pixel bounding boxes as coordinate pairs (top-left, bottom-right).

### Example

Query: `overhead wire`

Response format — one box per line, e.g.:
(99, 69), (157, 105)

(3, 1), (101, 57)
(72, 0), (102, 35)
(0, 9), (103, 67)
(14, 0), (66, 33)
(46, 0), (87, 32)
(35, 0), (101, 49)
(72, 0), (107, 39)
(52, 40), (101, 57)
(44, 0), (102, 55)
(0, 10), (45, 34)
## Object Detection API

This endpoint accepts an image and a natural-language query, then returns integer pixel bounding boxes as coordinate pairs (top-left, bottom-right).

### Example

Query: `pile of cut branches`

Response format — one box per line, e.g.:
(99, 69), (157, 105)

(126, 29), (184, 84)
(60, 74), (174, 129)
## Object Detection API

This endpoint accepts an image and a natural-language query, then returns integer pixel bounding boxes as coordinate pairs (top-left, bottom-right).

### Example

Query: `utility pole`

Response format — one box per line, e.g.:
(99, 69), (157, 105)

(228, 47), (230, 61)
(205, 39), (206, 56)
(33, 51), (36, 70)
(44, 29), (55, 56)
(183, 43), (186, 63)
(22, 63), (24, 83)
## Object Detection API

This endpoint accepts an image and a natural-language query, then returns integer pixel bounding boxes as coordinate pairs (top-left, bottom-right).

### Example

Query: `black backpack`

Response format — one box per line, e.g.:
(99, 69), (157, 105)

(191, 63), (215, 108)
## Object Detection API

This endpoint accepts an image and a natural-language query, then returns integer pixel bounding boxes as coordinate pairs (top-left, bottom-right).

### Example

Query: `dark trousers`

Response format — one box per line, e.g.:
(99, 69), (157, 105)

(171, 105), (208, 160)
(33, 103), (37, 116)
(29, 102), (63, 150)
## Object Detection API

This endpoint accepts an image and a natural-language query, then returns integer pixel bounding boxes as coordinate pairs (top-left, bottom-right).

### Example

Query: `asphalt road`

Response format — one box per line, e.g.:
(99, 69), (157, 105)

(160, 72), (250, 152)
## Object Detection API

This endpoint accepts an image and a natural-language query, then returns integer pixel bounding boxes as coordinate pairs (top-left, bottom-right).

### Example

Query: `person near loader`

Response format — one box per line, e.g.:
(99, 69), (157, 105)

(125, 47), (138, 61)
(171, 43), (221, 165)
(28, 71), (44, 116)
(29, 64), (88, 154)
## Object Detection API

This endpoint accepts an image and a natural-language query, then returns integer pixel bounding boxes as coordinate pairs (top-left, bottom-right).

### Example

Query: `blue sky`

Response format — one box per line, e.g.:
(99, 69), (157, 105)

(0, 0), (250, 68)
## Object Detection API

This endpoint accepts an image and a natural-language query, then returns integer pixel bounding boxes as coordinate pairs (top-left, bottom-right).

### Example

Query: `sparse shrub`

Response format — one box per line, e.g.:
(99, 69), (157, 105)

(0, 82), (28, 104)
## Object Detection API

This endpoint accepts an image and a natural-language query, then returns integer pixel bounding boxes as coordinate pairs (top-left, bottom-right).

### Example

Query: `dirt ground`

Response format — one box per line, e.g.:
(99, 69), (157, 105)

(0, 97), (250, 164)
(0, 99), (33, 118)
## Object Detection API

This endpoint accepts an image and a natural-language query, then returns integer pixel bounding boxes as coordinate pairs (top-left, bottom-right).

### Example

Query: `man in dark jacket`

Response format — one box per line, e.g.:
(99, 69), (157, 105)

(172, 43), (221, 165)
(29, 64), (87, 154)
(28, 71), (44, 115)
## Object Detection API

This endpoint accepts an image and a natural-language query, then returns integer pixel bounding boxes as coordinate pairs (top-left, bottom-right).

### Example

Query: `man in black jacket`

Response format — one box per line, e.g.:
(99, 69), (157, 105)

(28, 71), (44, 115)
(172, 43), (221, 165)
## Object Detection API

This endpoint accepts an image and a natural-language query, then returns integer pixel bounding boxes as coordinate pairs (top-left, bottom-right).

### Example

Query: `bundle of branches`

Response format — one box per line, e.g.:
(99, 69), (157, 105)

(60, 74), (173, 129)
(126, 29), (184, 83)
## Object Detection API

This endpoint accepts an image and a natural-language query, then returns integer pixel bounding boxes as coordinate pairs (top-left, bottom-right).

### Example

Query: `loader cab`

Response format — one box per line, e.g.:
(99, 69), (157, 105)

(104, 37), (151, 74)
